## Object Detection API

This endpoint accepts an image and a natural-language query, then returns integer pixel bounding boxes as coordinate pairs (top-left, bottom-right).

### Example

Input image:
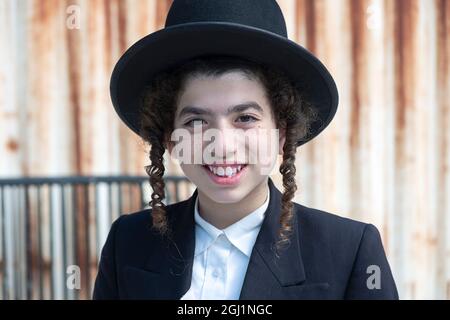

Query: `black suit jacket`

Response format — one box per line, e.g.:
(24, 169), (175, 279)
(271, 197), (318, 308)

(93, 177), (399, 299)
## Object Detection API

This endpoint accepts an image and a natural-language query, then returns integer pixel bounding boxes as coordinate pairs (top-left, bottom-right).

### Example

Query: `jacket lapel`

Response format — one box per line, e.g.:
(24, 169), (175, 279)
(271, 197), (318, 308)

(239, 178), (308, 299)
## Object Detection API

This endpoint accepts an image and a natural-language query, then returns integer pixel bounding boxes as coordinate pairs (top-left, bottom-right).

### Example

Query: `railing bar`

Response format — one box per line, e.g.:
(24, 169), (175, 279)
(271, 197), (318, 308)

(163, 181), (169, 204)
(60, 183), (67, 300)
(174, 181), (180, 203)
(139, 182), (144, 210)
(83, 183), (91, 299)
(95, 184), (100, 269)
(14, 186), (20, 299)
(37, 185), (43, 299)
(118, 182), (123, 218)
(49, 184), (54, 300)
(15, 186), (20, 299)
(128, 184), (133, 212)
(1, 186), (7, 300)
(72, 184), (78, 300)
(108, 183), (113, 224)
(25, 185), (32, 299)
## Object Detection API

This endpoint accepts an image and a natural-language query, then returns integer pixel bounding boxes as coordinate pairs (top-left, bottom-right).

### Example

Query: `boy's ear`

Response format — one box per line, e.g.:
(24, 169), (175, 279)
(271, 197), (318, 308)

(278, 127), (286, 155)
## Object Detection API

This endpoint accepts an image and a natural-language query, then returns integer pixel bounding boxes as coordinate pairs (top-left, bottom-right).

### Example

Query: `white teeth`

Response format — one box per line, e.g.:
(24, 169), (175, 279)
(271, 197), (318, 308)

(217, 167), (225, 176)
(206, 165), (246, 177)
(225, 167), (233, 177)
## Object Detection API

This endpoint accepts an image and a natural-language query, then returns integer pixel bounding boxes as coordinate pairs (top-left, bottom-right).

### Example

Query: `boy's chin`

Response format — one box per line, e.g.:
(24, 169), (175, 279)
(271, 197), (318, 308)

(196, 182), (247, 202)
(203, 191), (246, 205)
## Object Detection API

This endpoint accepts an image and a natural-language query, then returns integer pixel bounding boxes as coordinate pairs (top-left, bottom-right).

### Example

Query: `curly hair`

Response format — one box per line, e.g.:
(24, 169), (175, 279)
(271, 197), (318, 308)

(139, 55), (319, 252)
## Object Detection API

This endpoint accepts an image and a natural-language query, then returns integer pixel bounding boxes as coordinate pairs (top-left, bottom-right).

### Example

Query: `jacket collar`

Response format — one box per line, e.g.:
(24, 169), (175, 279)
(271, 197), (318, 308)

(123, 177), (307, 299)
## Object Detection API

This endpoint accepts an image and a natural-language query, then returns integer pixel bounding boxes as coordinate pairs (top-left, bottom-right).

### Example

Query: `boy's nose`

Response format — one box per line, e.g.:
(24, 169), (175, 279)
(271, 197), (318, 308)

(210, 129), (237, 156)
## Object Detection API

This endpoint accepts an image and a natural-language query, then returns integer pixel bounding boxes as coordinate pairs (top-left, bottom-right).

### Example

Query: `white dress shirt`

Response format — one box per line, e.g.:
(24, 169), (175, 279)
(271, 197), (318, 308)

(180, 185), (270, 300)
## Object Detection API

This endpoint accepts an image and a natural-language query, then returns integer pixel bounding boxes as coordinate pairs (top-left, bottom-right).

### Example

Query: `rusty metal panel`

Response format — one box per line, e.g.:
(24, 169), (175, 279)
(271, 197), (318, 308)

(0, 0), (449, 299)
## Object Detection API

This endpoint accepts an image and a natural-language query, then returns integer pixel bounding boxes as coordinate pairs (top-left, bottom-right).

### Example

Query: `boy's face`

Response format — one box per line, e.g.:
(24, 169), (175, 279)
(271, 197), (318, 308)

(169, 71), (285, 204)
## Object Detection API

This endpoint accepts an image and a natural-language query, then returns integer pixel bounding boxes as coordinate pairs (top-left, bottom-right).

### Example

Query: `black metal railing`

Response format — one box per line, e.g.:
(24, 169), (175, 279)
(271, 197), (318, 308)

(0, 175), (192, 300)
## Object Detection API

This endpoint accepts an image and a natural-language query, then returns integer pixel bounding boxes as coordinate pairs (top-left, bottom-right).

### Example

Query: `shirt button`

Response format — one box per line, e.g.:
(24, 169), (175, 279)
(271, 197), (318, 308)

(212, 270), (220, 278)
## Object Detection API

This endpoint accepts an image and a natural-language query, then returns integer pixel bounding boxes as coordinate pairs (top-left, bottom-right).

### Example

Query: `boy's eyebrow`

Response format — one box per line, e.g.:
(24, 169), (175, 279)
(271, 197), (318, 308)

(177, 102), (264, 118)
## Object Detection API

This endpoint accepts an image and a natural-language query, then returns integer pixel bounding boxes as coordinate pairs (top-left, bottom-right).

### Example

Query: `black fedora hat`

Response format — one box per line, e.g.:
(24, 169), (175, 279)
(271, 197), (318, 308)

(110, 0), (339, 147)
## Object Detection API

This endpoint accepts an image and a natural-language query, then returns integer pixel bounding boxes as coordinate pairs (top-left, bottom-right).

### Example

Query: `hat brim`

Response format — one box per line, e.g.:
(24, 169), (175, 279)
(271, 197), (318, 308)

(110, 22), (338, 146)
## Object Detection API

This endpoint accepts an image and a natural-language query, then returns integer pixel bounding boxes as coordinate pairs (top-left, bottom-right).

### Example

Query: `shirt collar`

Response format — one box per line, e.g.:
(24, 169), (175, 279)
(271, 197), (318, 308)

(193, 184), (270, 257)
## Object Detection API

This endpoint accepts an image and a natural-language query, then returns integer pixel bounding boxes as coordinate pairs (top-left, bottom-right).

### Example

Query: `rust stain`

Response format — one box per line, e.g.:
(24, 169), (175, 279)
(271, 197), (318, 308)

(303, 0), (317, 54)
(117, 0), (130, 175)
(117, 0), (127, 51)
(65, 0), (82, 175)
(436, 0), (449, 182)
(347, 0), (369, 219)
(349, 0), (365, 151)
(393, 0), (418, 166)
(103, 0), (113, 71)
(293, 0), (300, 42)
(31, 0), (55, 27)
(427, 236), (438, 246)
(156, 0), (173, 29)
(136, 0), (150, 39)
(83, 0), (104, 174)
(6, 138), (19, 152)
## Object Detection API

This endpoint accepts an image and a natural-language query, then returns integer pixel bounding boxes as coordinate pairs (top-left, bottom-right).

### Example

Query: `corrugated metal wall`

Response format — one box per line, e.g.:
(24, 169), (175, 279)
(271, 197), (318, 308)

(0, 0), (448, 299)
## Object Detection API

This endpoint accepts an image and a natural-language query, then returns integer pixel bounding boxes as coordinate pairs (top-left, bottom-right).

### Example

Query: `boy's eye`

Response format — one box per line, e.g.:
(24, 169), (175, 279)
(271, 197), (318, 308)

(183, 115), (258, 127)
(184, 119), (206, 127)
(237, 115), (258, 123)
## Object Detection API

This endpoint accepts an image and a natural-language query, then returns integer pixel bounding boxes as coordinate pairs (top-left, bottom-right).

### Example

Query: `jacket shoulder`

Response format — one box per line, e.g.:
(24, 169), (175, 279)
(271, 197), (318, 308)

(293, 202), (398, 299)
(294, 202), (369, 239)
(292, 202), (374, 268)
(116, 198), (191, 229)
(110, 198), (191, 247)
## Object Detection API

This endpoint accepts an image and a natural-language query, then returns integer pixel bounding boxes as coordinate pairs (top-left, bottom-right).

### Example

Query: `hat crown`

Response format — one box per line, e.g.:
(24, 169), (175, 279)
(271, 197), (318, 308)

(165, 0), (288, 38)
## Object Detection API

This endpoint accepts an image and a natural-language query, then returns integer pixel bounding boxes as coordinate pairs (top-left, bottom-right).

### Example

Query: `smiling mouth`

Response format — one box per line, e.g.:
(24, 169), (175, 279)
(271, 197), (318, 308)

(202, 164), (248, 177)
